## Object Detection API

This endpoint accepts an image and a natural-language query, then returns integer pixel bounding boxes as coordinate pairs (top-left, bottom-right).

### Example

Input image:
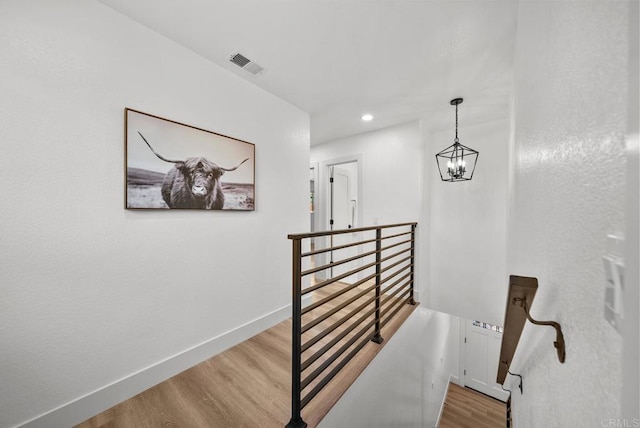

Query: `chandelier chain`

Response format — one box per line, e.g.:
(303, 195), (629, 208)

(455, 103), (459, 142)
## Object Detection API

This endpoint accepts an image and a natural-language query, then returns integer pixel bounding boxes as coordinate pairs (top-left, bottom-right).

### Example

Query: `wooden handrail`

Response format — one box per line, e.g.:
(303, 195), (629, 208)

(497, 275), (537, 385)
(287, 222), (417, 240)
(497, 275), (566, 386)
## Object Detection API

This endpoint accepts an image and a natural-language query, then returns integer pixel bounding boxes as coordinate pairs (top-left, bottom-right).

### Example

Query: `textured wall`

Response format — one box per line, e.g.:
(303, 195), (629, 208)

(623, 1), (640, 420)
(0, 1), (309, 427)
(508, 1), (628, 426)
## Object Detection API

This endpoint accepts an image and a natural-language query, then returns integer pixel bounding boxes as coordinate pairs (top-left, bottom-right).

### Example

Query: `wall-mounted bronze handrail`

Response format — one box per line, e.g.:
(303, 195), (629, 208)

(501, 361), (523, 394)
(497, 275), (567, 389)
(497, 276), (537, 385)
(512, 297), (565, 363)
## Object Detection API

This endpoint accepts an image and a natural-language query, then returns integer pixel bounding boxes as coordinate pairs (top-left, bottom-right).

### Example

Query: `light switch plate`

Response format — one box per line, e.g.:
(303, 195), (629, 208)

(603, 235), (625, 334)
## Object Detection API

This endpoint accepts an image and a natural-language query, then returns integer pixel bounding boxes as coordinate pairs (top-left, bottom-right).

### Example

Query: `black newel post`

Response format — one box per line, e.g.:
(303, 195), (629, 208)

(286, 238), (307, 428)
(409, 224), (417, 305)
(371, 227), (384, 344)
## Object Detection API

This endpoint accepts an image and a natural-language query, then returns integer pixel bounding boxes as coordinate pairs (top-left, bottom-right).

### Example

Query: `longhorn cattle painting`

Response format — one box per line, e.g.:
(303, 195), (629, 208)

(125, 109), (255, 210)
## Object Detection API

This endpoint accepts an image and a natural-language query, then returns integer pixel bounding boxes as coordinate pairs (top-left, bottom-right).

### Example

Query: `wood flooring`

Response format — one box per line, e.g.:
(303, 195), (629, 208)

(439, 382), (507, 428)
(76, 281), (417, 428)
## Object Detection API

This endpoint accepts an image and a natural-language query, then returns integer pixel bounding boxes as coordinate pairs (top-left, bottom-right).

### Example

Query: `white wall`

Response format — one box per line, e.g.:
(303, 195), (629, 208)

(318, 308), (460, 428)
(311, 121), (423, 227)
(0, 1), (309, 427)
(310, 121), (424, 293)
(507, 1), (630, 426)
(427, 118), (510, 326)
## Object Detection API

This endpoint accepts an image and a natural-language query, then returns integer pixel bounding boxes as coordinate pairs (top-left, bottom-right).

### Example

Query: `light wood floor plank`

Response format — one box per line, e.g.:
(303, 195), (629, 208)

(439, 383), (506, 428)
(76, 282), (417, 428)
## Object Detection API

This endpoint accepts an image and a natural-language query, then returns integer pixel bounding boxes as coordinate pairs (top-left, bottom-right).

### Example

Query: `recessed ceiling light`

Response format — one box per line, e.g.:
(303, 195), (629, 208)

(361, 114), (373, 122)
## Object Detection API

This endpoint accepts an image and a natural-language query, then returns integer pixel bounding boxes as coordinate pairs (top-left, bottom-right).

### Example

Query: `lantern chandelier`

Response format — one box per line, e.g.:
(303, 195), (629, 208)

(435, 98), (478, 182)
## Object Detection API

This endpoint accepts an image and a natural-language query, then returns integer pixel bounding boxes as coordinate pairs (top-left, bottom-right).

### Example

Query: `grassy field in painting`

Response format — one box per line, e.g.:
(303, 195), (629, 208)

(126, 167), (254, 210)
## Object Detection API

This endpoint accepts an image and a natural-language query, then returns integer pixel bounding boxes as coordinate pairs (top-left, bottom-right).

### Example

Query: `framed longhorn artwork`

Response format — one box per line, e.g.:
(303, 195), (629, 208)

(125, 108), (255, 210)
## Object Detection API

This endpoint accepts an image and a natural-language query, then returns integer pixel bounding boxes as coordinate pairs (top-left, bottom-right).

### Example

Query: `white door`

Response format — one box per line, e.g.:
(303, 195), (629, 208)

(330, 166), (358, 283)
(464, 319), (509, 401)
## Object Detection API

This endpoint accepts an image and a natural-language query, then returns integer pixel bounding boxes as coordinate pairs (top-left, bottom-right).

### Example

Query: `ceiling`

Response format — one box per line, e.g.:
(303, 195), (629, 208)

(98, 0), (519, 145)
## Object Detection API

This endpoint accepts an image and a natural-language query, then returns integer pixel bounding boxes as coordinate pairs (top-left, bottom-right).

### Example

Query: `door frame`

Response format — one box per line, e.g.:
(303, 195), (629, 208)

(315, 154), (363, 281)
(462, 318), (509, 402)
(310, 162), (319, 235)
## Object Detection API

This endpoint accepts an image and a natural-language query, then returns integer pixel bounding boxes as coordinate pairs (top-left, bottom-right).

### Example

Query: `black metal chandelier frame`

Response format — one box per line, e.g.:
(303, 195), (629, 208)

(435, 98), (479, 182)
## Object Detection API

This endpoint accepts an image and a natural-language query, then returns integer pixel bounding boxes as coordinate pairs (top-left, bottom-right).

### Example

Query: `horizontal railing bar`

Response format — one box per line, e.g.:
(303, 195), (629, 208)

(302, 302), (374, 355)
(302, 278), (377, 334)
(301, 272), (411, 350)
(380, 262), (413, 285)
(376, 283), (412, 322)
(302, 278), (369, 315)
(380, 246), (412, 264)
(301, 260), (378, 296)
(301, 285), (411, 386)
(302, 247), (379, 276)
(302, 257), (411, 317)
(301, 332), (372, 409)
(378, 237), (413, 255)
(301, 280), (412, 369)
(380, 256), (413, 282)
(378, 288), (412, 328)
(302, 305), (377, 371)
(303, 243), (413, 306)
(304, 237), (412, 277)
(301, 312), (376, 390)
(377, 271), (412, 295)
(301, 248), (405, 314)
(302, 250), (411, 297)
(302, 236), (378, 257)
(379, 230), (413, 241)
(379, 256), (412, 277)
(300, 288), (412, 409)
(288, 222), (417, 240)
(302, 268), (376, 295)
(300, 230), (412, 258)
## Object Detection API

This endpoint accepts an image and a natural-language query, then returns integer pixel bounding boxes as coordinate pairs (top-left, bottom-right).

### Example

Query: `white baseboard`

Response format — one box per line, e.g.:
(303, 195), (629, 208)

(17, 300), (308, 428)
(434, 374), (458, 428)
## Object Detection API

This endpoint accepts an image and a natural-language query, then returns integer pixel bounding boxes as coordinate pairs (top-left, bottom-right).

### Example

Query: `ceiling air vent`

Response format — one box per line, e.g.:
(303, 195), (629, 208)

(229, 52), (265, 76)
